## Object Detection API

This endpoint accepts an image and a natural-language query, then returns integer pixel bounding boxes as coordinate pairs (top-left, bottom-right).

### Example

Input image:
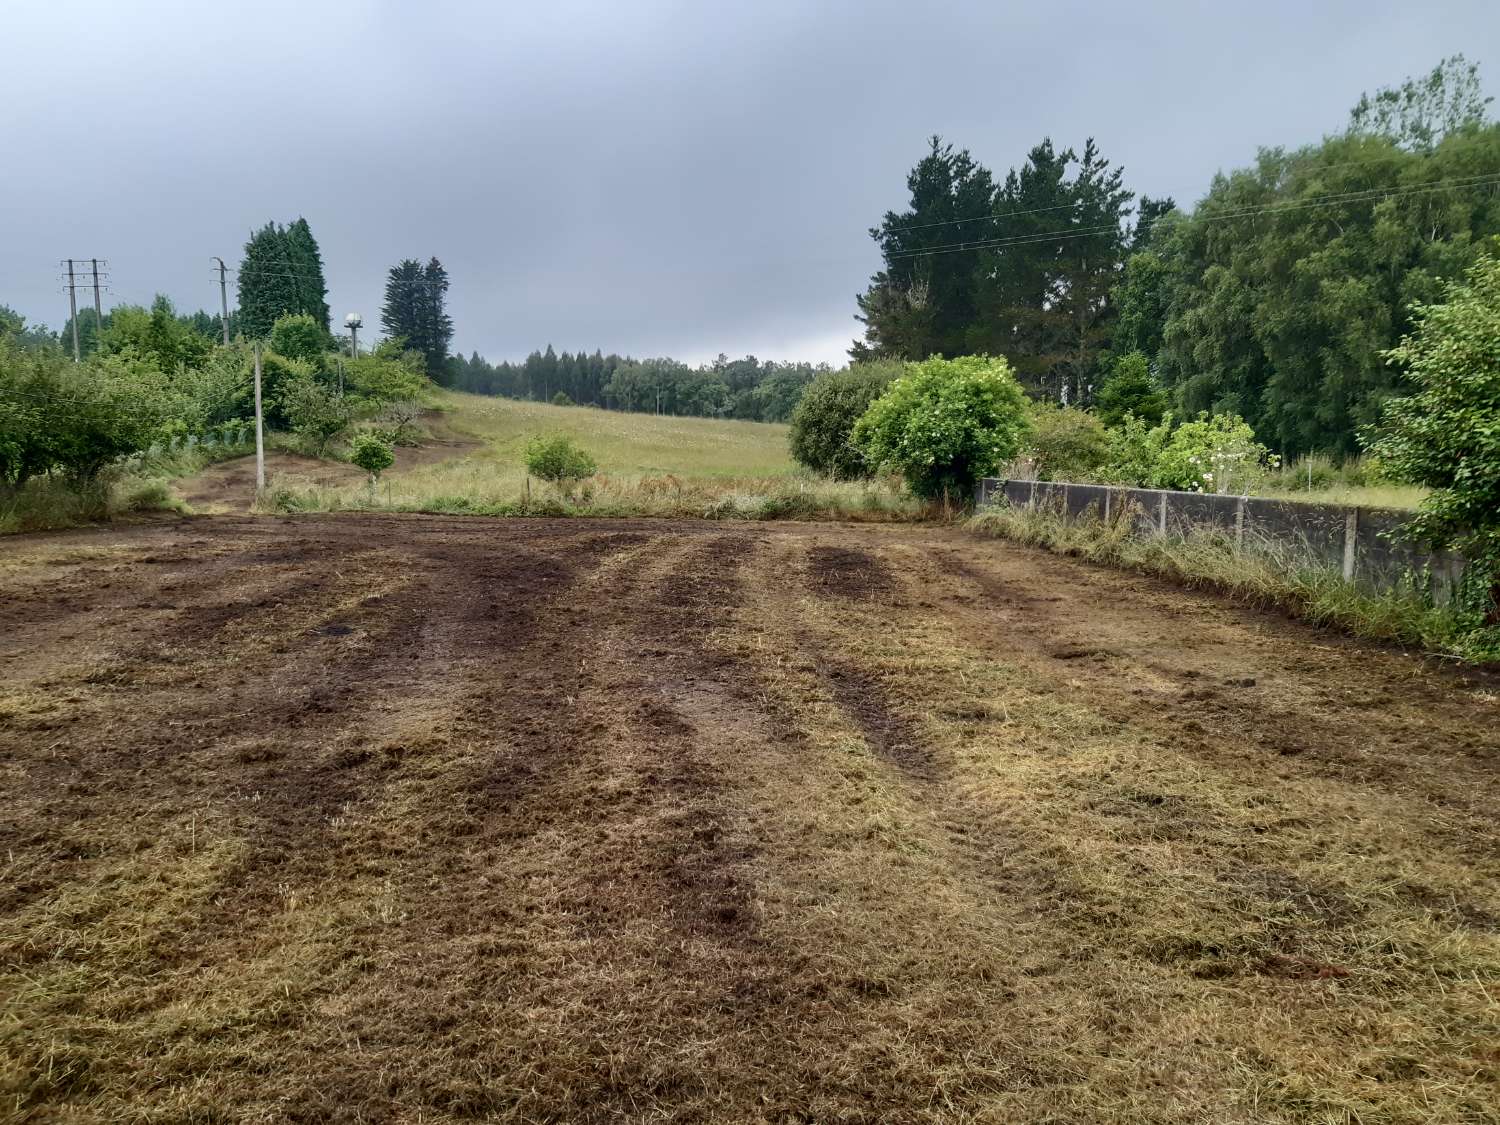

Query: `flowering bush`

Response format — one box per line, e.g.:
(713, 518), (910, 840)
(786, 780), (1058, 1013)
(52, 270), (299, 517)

(1151, 413), (1276, 494)
(852, 355), (1031, 502)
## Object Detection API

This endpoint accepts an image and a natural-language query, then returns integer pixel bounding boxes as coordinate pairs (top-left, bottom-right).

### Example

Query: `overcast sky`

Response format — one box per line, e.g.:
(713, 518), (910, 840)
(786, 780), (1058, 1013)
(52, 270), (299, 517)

(3, 1), (1496, 366)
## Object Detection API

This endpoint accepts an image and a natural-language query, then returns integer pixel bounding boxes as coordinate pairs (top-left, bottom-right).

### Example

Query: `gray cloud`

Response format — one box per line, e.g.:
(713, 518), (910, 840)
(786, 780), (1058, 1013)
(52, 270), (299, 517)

(3, 0), (1495, 365)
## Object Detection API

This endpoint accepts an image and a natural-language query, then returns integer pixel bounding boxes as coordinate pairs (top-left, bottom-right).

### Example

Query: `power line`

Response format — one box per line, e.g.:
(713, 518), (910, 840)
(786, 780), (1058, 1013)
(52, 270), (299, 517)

(216, 169), (1500, 278)
(881, 150), (1438, 237)
(882, 171), (1500, 262)
(228, 267), (443, 287)
(889, 170), (1500, 259)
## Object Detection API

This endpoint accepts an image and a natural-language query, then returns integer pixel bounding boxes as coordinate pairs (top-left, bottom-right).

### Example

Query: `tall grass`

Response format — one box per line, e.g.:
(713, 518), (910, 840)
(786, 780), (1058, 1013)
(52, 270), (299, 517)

(968, 501), (1474, 658)
(1260, 454), (1426, 509)
(263, 467), (922, 523)
(0, 441), (255, 535)
(0, 472), (187, 534)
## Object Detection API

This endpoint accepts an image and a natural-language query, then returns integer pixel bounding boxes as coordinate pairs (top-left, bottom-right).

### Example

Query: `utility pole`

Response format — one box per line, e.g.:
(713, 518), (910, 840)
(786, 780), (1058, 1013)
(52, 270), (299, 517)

(211, 257), (231, 345)
(88, 259), (105, 341)
(63, 259), (81, 362)
(344, 312), (362, 358)
(253, 343), (266, 495)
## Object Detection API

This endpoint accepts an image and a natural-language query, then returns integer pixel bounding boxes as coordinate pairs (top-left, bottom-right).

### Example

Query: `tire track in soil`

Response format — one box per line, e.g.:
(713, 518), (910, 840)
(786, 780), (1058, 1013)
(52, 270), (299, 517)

(191, 528), (643, 948)
(1, 526), (641, 955)
(893, 539), (1500, 931)
(273, 530), (787, 1121)
(925, 543), (1500, 842)
(790, 538), (1099, 915)
(802, 544), (936, 780)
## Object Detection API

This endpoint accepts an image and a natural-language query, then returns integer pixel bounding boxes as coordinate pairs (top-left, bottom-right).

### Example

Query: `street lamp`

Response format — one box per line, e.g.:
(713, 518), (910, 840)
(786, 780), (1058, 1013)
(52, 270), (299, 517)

(345, 312), (363, 358)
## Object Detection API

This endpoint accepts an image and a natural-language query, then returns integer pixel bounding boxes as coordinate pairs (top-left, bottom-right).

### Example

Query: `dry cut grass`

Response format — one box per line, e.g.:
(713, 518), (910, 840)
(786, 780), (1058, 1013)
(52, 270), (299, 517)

(1, 515), (1496, 1122)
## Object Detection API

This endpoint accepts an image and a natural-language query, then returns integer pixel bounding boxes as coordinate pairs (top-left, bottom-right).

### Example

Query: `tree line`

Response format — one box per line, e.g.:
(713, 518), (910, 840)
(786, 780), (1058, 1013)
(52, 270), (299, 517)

(854, 55), (1500, 458)
(445, 349), (828, 423)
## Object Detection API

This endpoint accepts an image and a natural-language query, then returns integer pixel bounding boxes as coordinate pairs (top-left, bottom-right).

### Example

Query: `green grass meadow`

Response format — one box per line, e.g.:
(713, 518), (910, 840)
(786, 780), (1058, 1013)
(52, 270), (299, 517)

(264, 391), (918, 521)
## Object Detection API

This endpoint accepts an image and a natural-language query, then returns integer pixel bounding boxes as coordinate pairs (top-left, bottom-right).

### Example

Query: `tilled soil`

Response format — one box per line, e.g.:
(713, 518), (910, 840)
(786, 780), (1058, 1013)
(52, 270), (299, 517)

(1, 514), (1497, 1123)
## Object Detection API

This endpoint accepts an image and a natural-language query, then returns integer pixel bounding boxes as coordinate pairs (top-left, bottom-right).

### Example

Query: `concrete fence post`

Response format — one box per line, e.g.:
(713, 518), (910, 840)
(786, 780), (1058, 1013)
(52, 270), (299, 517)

(1104, 488), (1112, 521)
(1433, 553), (1465, 607)
(1029, 480), (1037, 510)
(1342, 508), (1359, 581)
(1157, 492), (1168, 536)
(1235, 497), (1246, 549)
(1061, 482), (1070, 518)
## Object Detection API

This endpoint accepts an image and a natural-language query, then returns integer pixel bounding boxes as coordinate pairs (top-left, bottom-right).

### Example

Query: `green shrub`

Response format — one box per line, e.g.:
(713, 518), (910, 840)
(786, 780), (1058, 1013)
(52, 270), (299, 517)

(1026, 405), (1110, 481)
(342, 348), (430, 410)
(788, 361), (901, 479)
(349, 431), (395, 481)
(1276, 453), (1341, 492)
(281, 373), (352, 457)
(1095, 351), (1167, 427)
(374, 399), (425, 445)
(1366, 242), (1500, 649)
(1099, 413), (1171, 486)
(524, 434), (597, 486)
(269, 314), (329, 366)
(551, 390), (574, 407)
(256, 351), (315, 429)
(852, 355), (1030, 502)
(118, 478), (180, 513)
(0, 340), (171, 484)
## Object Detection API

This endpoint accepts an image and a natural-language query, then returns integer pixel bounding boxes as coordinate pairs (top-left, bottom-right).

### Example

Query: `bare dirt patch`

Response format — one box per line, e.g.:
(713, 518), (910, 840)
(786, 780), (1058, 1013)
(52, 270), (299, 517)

(806, 544), (893, 601)
(2, 514), (1497, 1123)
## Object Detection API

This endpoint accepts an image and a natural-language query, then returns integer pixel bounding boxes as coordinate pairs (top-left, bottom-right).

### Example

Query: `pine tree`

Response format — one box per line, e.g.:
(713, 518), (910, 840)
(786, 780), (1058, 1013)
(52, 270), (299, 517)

(419, 258), (453, 378)
(968, 140), (1074, 391)
(285, 218), (331, 330)
(237, 219), (330, 338)
(237, 223), (299, 338)
(380, 258), (452, 378)
(1052, 139), (1134, 405)
(380, 259), (424, 349)
(853, 136), (997, 361)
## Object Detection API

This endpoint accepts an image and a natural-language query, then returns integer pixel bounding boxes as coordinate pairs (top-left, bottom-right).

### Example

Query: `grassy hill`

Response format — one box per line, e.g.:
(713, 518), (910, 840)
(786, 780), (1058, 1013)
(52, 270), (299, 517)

(440, 391), (797, 478)
(263, 390), (914, 521)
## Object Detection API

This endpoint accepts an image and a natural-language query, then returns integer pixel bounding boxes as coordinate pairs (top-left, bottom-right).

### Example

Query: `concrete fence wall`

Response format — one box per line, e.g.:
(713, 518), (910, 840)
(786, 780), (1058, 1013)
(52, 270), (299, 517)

(975, 477), (1465, 600)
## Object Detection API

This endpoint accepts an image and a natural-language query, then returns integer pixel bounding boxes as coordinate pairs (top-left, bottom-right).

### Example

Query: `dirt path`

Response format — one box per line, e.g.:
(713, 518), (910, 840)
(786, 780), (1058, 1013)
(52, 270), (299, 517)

(1, 515), (1496, 1123)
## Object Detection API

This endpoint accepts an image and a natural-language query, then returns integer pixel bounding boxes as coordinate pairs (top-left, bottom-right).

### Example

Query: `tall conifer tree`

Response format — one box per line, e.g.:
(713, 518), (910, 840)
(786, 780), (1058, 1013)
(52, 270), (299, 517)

(236, 218), (331, 338)
(380, 257), (453, 377)
(285, 218), (330, 331)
